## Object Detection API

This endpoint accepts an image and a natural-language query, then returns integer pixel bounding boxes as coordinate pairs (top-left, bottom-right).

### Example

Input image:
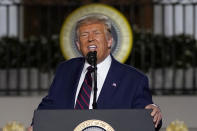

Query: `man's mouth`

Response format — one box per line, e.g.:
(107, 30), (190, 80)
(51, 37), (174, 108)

(88, 45), (97, 51)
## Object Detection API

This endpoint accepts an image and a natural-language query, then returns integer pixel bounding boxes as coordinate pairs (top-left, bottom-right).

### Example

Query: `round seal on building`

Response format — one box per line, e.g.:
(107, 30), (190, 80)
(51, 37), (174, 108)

(60, 3), (133, 63)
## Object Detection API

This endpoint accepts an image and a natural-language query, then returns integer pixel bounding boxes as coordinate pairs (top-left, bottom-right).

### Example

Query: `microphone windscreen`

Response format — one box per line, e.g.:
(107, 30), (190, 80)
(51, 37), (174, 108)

(86, 51), (97, 66)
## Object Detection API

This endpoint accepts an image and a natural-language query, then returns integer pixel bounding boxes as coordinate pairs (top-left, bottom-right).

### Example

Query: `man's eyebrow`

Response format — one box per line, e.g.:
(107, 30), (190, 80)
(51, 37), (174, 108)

(80, 32), (89, 34)
(92, 29), (102, 32)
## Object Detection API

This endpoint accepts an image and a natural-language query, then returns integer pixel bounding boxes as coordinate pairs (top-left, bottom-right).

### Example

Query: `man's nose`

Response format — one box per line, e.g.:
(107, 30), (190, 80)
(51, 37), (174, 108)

(88, 33), (94, 41)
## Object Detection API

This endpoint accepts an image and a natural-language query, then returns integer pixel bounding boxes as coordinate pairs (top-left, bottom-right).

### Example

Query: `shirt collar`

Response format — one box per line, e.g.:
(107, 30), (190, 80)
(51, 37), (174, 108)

(97, 55), (111, 74)
(83, 55), (112, 74)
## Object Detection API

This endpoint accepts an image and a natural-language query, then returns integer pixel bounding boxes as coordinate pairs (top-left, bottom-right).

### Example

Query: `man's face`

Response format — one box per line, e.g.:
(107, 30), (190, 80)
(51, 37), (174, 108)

(76, 23), (112, 64)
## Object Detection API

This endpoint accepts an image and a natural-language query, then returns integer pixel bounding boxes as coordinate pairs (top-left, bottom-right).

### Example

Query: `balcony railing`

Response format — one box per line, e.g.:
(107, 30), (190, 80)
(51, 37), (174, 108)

(0, 1), (197, 96)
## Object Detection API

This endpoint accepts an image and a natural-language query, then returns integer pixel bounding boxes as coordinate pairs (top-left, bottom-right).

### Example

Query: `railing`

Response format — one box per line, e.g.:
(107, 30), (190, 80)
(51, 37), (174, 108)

(0, 1), (197, 95)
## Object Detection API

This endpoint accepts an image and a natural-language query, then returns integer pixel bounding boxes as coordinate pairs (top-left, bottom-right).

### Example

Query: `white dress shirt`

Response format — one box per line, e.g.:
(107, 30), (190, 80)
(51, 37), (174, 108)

(74, 55), (112, 109)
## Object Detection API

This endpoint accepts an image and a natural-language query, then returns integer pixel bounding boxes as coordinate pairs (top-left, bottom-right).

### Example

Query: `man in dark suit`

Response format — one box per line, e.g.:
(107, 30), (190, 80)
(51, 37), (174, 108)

(29, 14), (162, 131)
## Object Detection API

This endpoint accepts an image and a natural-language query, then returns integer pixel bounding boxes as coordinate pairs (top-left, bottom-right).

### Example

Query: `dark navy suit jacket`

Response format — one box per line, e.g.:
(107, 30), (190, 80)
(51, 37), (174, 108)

(37, 56), (153, 109)
(35, 56), (162, 130)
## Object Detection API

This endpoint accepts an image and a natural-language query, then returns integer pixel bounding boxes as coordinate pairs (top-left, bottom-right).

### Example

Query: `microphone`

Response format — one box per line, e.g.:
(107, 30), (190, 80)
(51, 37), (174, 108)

(86, 51), (97, 66)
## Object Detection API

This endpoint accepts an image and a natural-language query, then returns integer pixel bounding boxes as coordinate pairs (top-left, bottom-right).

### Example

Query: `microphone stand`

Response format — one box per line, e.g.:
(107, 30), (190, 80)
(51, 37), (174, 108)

(92, 60), (97, 109)
(86, 51), (97, 109)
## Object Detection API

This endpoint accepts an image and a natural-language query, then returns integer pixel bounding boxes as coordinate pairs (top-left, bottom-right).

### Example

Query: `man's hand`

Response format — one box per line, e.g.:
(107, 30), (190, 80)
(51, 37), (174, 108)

(145, 104), (162, 128)
(27, 126), (33, 131)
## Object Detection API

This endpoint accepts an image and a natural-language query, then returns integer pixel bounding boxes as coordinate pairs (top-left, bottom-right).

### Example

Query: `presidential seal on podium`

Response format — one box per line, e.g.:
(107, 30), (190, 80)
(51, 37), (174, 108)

(74, 119), (115, 131)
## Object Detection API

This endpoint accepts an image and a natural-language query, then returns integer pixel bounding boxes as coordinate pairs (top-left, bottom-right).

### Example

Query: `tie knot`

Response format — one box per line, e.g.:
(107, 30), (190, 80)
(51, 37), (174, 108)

(87, 66), (94, 73)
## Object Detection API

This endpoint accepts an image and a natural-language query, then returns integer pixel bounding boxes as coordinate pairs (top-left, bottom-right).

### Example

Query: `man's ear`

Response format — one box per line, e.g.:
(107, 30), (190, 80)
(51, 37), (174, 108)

(107, 37), (113, 48)
(76, 41), (81, 51)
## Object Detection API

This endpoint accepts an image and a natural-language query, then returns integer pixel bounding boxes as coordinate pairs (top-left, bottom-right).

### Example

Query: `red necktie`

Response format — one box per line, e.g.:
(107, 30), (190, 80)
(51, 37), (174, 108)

(75, 66), (94, 109)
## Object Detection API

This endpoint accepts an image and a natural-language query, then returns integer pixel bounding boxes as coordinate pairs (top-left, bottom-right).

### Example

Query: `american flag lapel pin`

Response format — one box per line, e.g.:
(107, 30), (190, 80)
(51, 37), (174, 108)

(112, 82), (117, 87)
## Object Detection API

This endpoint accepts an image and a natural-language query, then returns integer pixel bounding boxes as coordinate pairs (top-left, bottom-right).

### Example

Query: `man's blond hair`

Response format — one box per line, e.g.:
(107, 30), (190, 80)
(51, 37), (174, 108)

(75, 14), (112, 41)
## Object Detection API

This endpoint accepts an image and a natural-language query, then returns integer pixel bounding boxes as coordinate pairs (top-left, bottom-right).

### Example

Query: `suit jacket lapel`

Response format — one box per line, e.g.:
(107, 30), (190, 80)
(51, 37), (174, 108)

(97, 56), (120, 108)
(70, 58), (85, 108)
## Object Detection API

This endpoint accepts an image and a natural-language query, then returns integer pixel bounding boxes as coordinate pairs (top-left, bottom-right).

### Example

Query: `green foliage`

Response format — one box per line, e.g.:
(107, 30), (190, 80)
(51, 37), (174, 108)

(132, 31), (197, 71)
(0, 32), (196, 72)
(0, 35), (64, 72)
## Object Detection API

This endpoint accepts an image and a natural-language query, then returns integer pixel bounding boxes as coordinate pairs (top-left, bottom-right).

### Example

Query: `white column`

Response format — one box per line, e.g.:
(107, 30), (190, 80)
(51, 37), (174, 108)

(0, 0), (22, 37)
(154, 0), (197, 38)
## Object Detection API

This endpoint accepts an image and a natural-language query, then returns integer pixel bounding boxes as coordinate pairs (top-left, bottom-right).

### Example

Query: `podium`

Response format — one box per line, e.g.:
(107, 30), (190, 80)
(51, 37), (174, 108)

(33, 109), (155, 131)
